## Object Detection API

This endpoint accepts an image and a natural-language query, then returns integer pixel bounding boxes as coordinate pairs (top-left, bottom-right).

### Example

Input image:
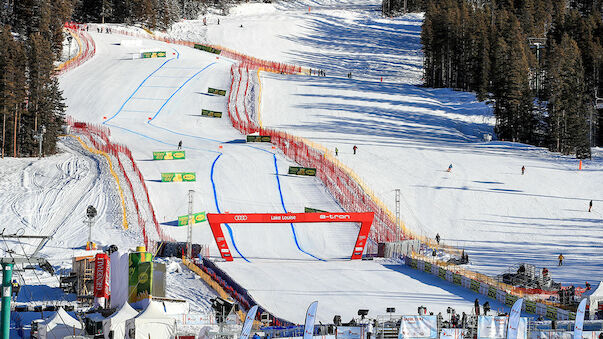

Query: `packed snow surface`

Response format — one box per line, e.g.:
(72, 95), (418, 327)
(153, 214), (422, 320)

(0, 0), (599, 331)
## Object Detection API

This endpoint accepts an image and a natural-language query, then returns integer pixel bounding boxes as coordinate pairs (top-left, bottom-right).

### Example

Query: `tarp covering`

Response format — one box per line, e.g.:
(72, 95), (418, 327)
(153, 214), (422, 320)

(582, 281), (603, 318)
(124, 300), (177, 339)
(38, 307), (84, 339)
(103, 302), (139, 339)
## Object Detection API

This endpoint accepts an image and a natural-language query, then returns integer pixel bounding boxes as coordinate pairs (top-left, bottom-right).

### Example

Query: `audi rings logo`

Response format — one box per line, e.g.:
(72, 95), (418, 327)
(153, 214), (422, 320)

(234, 215), (248, 221)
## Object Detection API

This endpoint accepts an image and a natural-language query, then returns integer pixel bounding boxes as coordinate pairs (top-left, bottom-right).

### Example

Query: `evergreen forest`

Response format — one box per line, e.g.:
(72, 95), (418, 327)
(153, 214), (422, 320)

(410, 0), (603, 158)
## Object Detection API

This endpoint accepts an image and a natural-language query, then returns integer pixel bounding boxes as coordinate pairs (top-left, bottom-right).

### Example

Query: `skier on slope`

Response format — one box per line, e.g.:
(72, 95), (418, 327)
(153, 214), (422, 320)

(353, 145), (357, 155)
(558, 253), (564, 266)
(178, 140), (182, 150)
(435, 233), (440, 245)
(521, 166), (525, 175)
(447, 164), (453, 172)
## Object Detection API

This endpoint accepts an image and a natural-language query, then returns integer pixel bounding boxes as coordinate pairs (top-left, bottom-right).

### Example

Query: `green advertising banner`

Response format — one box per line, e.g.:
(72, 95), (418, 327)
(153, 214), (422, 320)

(208, 87), (227, 96)
(246, 135), (272, 142)
(288, 166), (317, 176)
(153, 151), (186, 160)
(505, 293), (519, 307)
(438, 267), (446, 279)
(201, 109), (223, 118)
(161, 172), (197, 182)
(193, 44), (221, 54)
(177, 212), (207, 226)
(453, 273), (462, 285)
(470, 279), (480, 293)
(545, 306), (558, 320)
(525, 300), (536, 314)
(424, 262), (431, 273)
(487, 286), (497, 299)
(128, 251), (153, 303)
(141, 51), (166, 58)
(304, 207), (328, 213)
(410, 258), (417, 269)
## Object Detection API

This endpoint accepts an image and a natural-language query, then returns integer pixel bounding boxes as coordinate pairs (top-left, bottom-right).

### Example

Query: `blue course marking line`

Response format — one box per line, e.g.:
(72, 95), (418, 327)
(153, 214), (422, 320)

(148, 62), (216, 122)
(103, 58), (174, 124)
(273, 155), (325, 261)
(210, 153), (250, 262)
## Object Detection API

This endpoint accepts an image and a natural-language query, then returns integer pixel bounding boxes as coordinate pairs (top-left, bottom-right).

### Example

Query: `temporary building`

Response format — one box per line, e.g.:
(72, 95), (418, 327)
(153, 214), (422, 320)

(582, 281), (603, 319)
(102, 302), (139, 339)
(38, 307), (84, 339)
(124, 301), (177, 339)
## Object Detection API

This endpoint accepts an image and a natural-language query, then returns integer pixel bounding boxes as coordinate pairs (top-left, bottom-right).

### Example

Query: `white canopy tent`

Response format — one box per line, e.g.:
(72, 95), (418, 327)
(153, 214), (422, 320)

(124, 301), (177, 339)
(38, 307), (84, 339)
(582, 281), (603, 319)
(103, 302), (139, 339)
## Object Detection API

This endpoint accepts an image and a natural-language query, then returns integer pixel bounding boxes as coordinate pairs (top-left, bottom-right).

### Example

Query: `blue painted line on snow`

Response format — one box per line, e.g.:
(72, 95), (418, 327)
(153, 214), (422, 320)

(273, 155), (325, 261)
(103, 58), (173, 124)
(210, 153), (250, 262)
(148, 62), (216, 122)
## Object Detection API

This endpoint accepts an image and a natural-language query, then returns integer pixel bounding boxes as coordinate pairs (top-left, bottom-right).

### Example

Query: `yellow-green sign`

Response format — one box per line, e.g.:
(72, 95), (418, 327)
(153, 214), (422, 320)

(410, 258), (417, 269)
(177, 212), (207, 226)
(128, 251), (153, 303)
(525, 300), (536, 314)
(452, 273), (461, 285)
(288, 166), (317, 176)
(141, 51), (166, 58)
(161, 172), (196, 182)
(545, 305), (558, 320)
(194, 44), (221, 54)
(304, 207), (328, 213)
(208, 87), (227, 96)
(153, 151), (186, 160)
(505, 293), (518, 307)
(424, 262), (431, 273)
(246, 135), (272, 142)
(487, 286), (497, 299)
(470, 279), (480, 293)
(201, 109), (222, 118)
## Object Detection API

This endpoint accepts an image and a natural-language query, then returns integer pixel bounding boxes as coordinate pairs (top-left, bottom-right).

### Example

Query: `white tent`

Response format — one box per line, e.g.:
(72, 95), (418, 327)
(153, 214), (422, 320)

(103, 302), (139, 339)
(582, 281), (603, 319)
(38, 307), (84, 339)
(124, 301), (177, 339)
(110, 250), (130, 308)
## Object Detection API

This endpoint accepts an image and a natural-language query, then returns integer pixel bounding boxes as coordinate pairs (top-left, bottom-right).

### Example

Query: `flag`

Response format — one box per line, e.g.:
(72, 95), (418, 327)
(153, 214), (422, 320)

(304, 301), (319, 339)
(574, 299), (587, 339)
(506, 298), (523, 339)
(240, 305), (258, 339)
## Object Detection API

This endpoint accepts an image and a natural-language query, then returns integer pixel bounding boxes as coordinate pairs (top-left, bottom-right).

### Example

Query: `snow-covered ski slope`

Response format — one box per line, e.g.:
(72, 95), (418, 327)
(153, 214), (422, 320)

(52, 0), (600, 324)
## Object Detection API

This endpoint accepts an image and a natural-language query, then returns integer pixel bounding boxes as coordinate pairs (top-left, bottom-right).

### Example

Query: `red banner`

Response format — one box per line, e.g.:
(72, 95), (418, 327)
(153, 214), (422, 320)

(93, 253), (110, 298)
(207, 212), (374, 261)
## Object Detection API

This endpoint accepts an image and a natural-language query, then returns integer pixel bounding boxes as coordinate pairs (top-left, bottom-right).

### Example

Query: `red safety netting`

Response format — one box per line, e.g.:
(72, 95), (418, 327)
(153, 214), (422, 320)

(56, 23), (96, 75)
(66, 117), (173, 247)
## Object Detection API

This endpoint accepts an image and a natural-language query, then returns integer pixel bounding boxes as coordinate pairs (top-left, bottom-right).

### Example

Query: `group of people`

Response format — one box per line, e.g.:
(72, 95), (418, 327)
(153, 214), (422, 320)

(309, 69), (326, 76)
(97, 27), (112, 34)
(334, 145), (358, 156)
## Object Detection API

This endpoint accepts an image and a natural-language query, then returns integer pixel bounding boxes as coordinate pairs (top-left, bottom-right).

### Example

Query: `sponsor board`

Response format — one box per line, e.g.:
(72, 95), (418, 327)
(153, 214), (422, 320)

(398, 315), (438, 339)
(410, 258), (417, 269)
(453, 273), (461, 285)
(487, 286), (497, 299)
(524, 300), (536, 314)
(424, 262), (431, 273)
(208, 87), (227, 96)
(177, 212), (207, 226)
(288, 166), (317, 176)
(93, 253), (110, 299)
(505, 293), (518, 307)
(336, 326), (364, 339)
(194, 44), (221, 54)
(545, 305), (558, 320)
(470, 279), (480, 293)
(246, 135), (272, 142)
(128, 251), (153, 303)
(153, 151), (185, 160)
(141, 51), (166, 58)
(438, 267), (446, 279)
(161, 172), (196, 182)
(304, 207), (328, 213)
(201, 109), (223, 118)
(477, 316), (507, 339)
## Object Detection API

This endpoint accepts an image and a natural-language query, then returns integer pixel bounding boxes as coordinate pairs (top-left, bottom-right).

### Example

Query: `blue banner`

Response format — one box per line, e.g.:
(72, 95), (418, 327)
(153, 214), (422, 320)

(240, 305), (258, 339)
(398, 315), (438, 339)
(304, 301), (318, 339)
(574, 299), (587, 339)
(507, 298), (524, 339)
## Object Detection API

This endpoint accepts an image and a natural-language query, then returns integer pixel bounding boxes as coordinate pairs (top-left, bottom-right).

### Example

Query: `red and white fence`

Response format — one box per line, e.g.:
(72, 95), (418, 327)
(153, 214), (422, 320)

(56, 23), (96, 75)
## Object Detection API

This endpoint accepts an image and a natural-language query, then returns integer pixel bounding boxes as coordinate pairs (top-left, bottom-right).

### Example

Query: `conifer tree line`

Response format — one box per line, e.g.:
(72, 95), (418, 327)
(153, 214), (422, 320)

(0, 0), (72, 158)
(417, 0), (602, 158)
(72, 0), (245, 30)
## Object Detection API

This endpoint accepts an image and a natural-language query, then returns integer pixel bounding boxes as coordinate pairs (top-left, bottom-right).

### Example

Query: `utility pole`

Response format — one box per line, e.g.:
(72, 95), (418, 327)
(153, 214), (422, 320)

(32, 125), (45, 160)
(187, 190), (194, 258)
(528, 38), (546, 98)
(86, 205), (97, 249)
(1, 263), (12, 339)
(395, 189), (400, 241)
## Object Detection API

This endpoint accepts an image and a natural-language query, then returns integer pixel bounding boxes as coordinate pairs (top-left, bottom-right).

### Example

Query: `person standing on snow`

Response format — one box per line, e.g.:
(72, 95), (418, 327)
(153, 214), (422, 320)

(335, 147), (338, 156)
(178, 140), (182, 150)
(558, 253), (564, 266)
(521, 166), (525, 175)
(367, 320), (374, 339)
(589, 200), (593, 212)
(353, 145), (357, 155)
(435, 233), (440, 245)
